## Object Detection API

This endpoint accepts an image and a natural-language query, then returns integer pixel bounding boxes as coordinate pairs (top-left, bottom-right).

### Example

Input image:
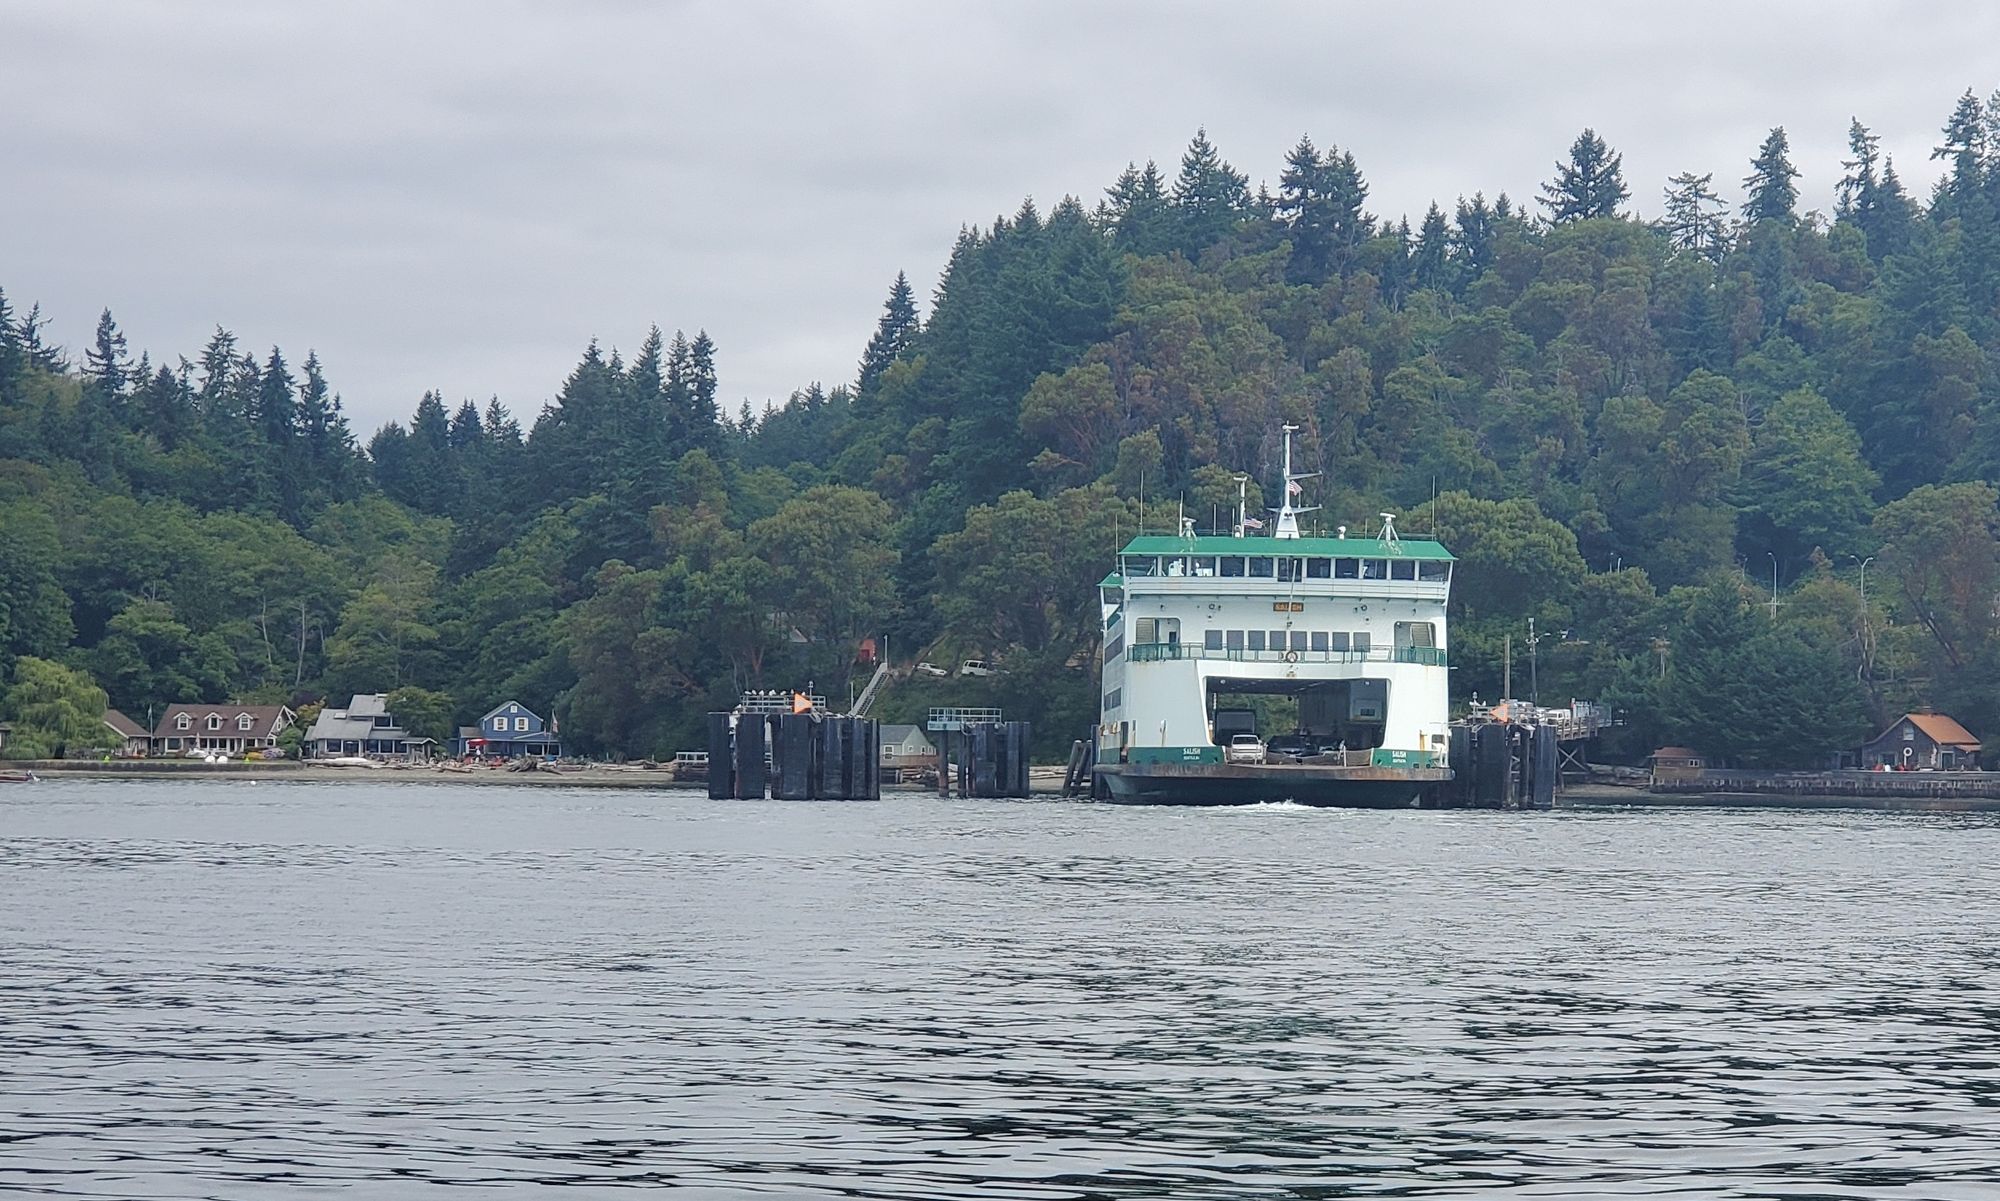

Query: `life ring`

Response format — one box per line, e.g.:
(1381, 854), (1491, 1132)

(1283, 649), (1299, 663)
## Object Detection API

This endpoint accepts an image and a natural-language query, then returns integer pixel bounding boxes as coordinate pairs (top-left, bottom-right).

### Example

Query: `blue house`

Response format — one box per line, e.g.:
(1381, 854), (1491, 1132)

(455, 700), (563, 759)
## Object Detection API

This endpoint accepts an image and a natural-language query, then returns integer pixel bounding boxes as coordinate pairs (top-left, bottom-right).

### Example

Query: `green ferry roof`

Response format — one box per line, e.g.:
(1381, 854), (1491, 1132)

(1117, 534), (1454, 561)
(1099, 572), (1124, 589)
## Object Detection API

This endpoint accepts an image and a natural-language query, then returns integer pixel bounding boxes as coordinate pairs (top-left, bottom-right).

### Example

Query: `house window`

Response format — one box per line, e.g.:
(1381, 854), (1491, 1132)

(515, 717), (529, 731)
(177, 715), (191, 730)
(206, 715), (221, 730)
(1903, 727), (1915, 741)
(238, 714), (253, 730)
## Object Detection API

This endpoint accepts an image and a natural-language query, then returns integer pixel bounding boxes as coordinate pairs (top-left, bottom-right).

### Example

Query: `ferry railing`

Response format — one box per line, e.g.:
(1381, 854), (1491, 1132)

(1128, 643), (1447, 667)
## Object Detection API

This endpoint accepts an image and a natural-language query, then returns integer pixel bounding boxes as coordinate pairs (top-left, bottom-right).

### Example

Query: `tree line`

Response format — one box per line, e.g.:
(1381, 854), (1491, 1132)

(10, 93), (2000, 765)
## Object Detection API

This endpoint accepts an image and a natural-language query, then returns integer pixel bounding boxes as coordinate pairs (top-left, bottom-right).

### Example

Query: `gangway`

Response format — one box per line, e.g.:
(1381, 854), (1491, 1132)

(849, 661), (890, 718)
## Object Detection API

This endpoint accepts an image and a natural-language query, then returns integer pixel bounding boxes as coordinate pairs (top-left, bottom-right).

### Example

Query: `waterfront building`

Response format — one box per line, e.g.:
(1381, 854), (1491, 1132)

(879, 723), (937, 772)
(453, 701), (562, 759)
(153, 704), (296, 756)
(303, 694), (436, 760)
(101, 710), (152, 757)
(1858, 712), (1982, 770)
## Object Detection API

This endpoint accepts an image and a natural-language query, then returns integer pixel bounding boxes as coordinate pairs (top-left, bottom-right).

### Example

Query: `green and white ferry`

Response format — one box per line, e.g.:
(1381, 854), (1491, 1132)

(1094, 426), (1454, 806)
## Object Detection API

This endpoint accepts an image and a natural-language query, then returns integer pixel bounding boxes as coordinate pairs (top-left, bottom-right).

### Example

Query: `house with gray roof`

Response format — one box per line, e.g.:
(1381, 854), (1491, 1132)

(453, 700), (562, 759)
(303, 694), (436, 761)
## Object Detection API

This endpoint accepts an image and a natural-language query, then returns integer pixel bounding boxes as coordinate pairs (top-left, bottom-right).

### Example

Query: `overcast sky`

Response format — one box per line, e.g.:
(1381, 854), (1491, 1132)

(4, 1), (1996, 433)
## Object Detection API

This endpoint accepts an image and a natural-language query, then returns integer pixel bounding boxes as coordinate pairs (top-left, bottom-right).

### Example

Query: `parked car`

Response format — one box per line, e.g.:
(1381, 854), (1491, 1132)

(1226, 733), (1267, 764)
(915, 661), (948, 677)
(958, 659), (994, 677)
(1265, 733), (1314, 760)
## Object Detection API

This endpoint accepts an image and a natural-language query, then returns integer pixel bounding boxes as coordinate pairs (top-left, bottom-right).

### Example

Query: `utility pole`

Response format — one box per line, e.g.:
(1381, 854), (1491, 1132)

(1526, 617), (1540, 706)
(1766, 552), (1782, 619)
(1502, 633), (1512, 708)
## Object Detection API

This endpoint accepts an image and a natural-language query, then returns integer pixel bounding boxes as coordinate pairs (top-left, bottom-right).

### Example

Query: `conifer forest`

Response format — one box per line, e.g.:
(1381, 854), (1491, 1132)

(11, 102), (2000, 767)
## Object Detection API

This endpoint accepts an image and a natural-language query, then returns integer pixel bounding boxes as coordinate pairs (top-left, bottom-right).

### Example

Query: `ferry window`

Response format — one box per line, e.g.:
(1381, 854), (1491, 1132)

(1390, 560), (1417, 580)
(1219, 557), (1246, 577)
(1290, 631), (1310, 651)
(1269, 630), (1287, 651)
(1193, 556), (1217, 577)
(1277, 557), (1304, 582)
(1136, 618), (1155, 643)
(1105, 633), (1124, 661)
(1248, 556), (1275, 578)
(1103, 688), (1121, 711)
(1418, 560), (1449, 582)
(1331, 632), (1351, 651)
(1225, 629), (1245, 650)
(1166, 557), (1187, 577)
(1310, 631), (1330, 652)
(1334, 558), (1360, 579)
(1395, 621), (1436, 648)
(1361, 559), (1387, 579)
(1204, 629), (1223, 650)
(1247, 631), (1266, 651)
(1306, 558), (1332, 579)
(1122, 556), (1160, 576)
(1352, 631), (1373, 652)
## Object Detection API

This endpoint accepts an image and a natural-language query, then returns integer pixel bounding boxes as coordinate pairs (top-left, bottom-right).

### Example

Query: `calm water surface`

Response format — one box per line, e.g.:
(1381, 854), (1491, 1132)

(3, 780), (1999, 1199)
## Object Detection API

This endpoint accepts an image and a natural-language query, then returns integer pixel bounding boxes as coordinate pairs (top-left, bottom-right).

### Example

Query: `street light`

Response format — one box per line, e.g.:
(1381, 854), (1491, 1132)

(1850, 555), (1873, 612)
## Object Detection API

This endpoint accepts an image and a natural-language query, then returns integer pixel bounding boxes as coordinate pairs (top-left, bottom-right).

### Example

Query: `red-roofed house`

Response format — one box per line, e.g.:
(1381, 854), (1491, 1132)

(1859, 712), (1982, 770)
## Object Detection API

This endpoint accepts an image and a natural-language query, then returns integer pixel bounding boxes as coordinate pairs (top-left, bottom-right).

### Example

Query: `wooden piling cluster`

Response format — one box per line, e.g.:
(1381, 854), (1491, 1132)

(1444, 722), (1558, 809)
(706, 712), (880, 800)
(932, 720), (1032, 798)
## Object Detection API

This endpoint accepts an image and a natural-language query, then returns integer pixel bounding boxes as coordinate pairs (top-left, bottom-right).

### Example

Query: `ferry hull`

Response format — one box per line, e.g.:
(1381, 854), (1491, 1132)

(1096, 762), (1450, 808)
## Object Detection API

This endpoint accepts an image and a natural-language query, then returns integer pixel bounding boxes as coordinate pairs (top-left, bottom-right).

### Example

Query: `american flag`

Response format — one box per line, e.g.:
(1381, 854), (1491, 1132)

(1243, 516), (1264, 529)
(1287, 479), (1302, 495)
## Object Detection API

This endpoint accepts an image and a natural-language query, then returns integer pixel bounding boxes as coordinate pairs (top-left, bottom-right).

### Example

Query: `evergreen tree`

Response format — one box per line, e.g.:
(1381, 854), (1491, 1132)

(0, 287), (20, 384)
(1171, 128), (1251, 257)
(1104, 160), (1176, 257)
(82, 308), (131, 396)
(17, 303), (66, 372)
(1837, 118), (1880, 222)
(1277, 134), (1372, 282)
(1742, 127), (1800, 225)
(856, 272), (920, 397)
(1454, 193), (1496, 277)
(1931, 89), (1986, 219)
(253, 346), (297, 446)
(1662, 172), (1729, 258)
(1410, 202), (1455, 294)
(1540, 128), (1628, 223)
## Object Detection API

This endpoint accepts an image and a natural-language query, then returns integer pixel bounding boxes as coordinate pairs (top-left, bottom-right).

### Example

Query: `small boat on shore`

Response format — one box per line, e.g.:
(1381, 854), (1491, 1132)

(0, 769), (38, 783)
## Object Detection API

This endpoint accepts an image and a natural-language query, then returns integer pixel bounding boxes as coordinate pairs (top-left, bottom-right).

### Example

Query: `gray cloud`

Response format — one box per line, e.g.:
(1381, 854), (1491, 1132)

(4, 0), (1995, 432)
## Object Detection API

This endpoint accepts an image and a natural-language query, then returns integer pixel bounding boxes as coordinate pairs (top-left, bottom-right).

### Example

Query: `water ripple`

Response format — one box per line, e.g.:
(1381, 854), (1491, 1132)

(3, 783), (1999, 1197)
